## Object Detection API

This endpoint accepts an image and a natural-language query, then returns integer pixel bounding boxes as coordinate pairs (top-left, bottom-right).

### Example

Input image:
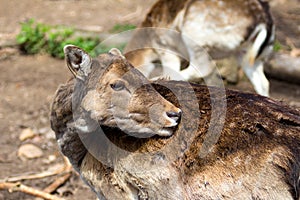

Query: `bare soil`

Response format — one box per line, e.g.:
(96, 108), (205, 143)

(0, 0), (299, 199)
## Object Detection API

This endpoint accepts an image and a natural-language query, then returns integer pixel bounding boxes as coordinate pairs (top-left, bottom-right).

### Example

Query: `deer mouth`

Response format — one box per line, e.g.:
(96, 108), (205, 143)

(164, 110), (182, 127)
(157, 109), (182, 136)
(157, 127), (178, 137)
(124, 111), (181, 137)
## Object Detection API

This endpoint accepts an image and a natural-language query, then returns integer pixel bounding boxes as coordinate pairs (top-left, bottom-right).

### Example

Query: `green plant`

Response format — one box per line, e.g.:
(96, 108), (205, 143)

(46, 27), (74, 58)
(16, 19), (100, 58)
(16, 19), (132, 59)
(273, 40), (282, 52)
(110, 23), (136, 33)
(16, 19), (50, 54)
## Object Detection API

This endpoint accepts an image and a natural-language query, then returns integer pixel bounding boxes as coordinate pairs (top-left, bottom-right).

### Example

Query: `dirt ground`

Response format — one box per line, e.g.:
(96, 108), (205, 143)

(0, 0), (299, 200)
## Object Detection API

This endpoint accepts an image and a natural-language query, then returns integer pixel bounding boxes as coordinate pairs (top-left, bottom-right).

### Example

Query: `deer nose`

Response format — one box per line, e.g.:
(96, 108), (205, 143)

(166, 110), (182, 122)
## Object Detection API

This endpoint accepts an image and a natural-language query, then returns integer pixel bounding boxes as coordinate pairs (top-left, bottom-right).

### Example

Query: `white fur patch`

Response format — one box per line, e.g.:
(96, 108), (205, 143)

(182, 4), (250, 51)
(243, 61), (269, 96)
(157, 128), (173, 137)
(244, 24), (267, 66)
(159, 51), (182, 80)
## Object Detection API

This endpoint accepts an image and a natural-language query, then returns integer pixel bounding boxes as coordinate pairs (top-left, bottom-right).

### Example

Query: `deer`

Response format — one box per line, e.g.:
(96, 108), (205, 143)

(124, 0), (275, 97)
(50, 45), (300, 200)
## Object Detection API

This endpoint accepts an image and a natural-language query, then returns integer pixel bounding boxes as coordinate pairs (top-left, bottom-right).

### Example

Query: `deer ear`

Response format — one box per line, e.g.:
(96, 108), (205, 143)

(64, 45), (92, 80)
(109, 48), (125, 59)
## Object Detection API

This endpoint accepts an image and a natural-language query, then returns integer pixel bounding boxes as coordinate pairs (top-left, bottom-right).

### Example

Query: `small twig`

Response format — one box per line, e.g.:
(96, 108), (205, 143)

(3, 157), (73, 183)
(3, 166), (68, 182)
(4, 169), (64, 183)
(43, 172), (72, 194)
(0, 182), (65, 200)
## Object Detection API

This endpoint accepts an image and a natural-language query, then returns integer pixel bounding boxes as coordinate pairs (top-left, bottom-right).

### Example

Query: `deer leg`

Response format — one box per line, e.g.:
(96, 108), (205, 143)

(180, 37), (214, 80)
(243, 61), (270, 97)
(138, 62), (156, 78)
(241, 24), (270, 96)
(159, 51), (182, 80)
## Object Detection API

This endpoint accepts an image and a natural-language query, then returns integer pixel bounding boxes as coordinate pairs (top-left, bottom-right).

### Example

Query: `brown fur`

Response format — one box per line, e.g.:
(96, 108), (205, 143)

(141, 0), (188, 27)
(51, 49), (300, 199)
(126, 0), (274, 59)
(125, 0), (274, 96)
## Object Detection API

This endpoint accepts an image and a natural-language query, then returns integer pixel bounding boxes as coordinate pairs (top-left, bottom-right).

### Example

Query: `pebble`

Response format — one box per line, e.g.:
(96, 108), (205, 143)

(19, 128), (36, 141)
(17, 144), (43, 160)
(42, 154), (57, 164)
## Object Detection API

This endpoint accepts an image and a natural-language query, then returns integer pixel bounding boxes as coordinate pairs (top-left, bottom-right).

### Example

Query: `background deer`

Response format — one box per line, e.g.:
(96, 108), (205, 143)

(125, 0), (275, 97)
(51, 46), (299, 200)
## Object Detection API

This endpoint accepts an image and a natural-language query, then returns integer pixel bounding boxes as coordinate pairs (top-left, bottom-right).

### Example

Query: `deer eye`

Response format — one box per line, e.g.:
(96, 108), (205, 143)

(110, 80), (125, 91)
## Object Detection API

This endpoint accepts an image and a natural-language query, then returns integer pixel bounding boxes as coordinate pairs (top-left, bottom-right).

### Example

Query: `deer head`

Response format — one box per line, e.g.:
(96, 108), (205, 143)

(64, 45), (181, 137)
